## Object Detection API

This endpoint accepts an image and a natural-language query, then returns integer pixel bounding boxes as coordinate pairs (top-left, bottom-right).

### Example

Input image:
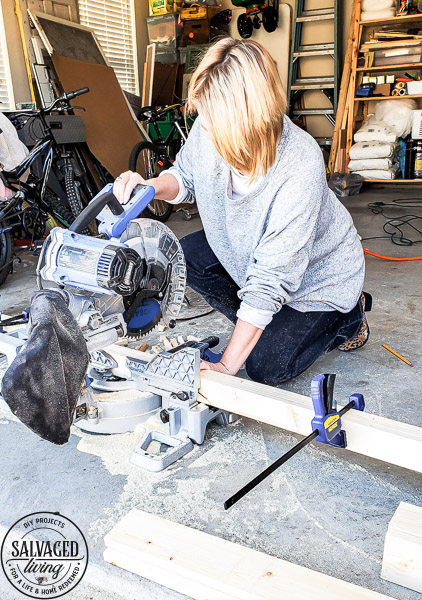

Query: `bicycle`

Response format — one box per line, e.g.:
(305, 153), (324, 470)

(0, 87), (92, 285)
(129, 103), (190, 222)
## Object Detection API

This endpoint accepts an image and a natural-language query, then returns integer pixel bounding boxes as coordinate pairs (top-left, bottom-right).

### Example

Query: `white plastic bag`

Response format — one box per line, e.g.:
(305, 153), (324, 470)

(353, 164), (400, 180)
(375, 99), (417, 137)
(0, 113), (29, 200)
(362, 0), (395, 10)
(0, 113), (28, 171)
(354, 116), (397, 143)
(349, 141), (396, 160)
(348, 157), (394, 171)
(361, 9), (396, 20)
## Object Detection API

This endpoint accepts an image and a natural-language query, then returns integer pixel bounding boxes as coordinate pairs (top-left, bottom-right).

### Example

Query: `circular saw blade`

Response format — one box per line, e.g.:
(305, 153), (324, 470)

(120, 219), (186, 338)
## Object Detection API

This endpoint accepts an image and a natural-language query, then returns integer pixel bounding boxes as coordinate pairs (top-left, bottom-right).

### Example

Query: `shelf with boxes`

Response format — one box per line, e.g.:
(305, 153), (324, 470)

(145, 3), (232, 105)
(344, 6), (422, 183)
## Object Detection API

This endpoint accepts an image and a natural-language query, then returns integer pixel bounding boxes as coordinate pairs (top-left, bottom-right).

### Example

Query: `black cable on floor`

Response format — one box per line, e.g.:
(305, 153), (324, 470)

(360, 198), (422, 247)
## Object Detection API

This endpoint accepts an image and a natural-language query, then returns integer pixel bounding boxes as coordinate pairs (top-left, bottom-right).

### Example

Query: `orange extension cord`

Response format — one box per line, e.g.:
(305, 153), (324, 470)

(363, 248), (422, 261)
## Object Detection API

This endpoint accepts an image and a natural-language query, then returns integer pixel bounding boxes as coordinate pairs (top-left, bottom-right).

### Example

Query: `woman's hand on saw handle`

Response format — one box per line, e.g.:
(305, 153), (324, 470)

(113, 171), (147, 205)
(114, 170), (181, 204)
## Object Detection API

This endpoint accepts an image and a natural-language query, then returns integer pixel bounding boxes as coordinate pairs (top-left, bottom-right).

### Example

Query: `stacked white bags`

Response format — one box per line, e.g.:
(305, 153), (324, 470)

(348, 117), (399, 180)
(348, 99), (417, 180)
(361, 0), (396, 21)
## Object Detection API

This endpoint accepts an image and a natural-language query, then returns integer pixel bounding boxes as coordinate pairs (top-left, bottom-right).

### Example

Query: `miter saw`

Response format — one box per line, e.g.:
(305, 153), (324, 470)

(0, 184), (236, 470)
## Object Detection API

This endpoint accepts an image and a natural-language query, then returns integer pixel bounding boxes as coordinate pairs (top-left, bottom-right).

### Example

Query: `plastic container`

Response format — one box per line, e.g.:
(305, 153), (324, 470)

(155, 49), (179, 64)
(179, 47), (187, 64)
(146, 13), (181, 48)
(414, 141), (422, 178)
(406, 80), (422, 95)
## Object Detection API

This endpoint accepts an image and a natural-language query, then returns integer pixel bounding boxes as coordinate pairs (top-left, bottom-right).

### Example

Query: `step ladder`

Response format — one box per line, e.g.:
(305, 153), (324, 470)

(287, 1), (341, 147)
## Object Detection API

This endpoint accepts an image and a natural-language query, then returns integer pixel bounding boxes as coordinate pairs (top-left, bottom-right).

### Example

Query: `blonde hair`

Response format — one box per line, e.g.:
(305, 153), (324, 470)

(187, 38), (287, 182)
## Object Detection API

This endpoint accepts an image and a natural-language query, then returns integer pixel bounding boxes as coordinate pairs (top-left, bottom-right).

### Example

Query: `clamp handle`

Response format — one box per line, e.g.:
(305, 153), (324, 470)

(311, 374), (366, 449)
(311, 374), (345, 448)
(168, 336), (221, 363)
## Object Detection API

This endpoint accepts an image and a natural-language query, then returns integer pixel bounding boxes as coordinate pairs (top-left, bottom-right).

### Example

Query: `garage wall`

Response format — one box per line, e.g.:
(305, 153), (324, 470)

(221, 0), (353, 138)
(4, 0), (354, 112)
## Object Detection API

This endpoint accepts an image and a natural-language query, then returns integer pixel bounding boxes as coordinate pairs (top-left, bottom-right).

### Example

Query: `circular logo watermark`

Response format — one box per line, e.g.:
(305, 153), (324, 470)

(1, 512), (88, 598)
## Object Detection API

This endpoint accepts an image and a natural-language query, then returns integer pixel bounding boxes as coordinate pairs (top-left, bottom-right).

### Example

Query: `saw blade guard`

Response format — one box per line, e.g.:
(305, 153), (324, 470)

(121, 219), (186, 332)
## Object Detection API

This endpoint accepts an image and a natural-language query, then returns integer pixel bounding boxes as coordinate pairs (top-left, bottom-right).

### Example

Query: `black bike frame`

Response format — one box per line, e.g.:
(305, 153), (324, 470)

(148, 104), (187, 150)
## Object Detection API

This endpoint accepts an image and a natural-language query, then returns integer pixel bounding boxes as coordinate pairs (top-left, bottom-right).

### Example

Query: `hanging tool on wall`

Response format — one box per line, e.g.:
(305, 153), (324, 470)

(224, 374), (365, 509)
(231, 0), (279, 39)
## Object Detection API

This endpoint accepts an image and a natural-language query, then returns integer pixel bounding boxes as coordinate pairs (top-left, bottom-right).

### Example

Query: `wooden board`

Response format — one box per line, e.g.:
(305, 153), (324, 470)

(27, 0), (80, 22)
(152, 62), (178, 107)
(103, 344), (422, 474)
(381, 502), (422, 593)
(104, 509), (393, 600)
(51, 54), (142, 177)
(328, 2), (356, 174)
(142, 44), (155, 108)
(197, 371), (422, 474)
(345, 0), (362, 173)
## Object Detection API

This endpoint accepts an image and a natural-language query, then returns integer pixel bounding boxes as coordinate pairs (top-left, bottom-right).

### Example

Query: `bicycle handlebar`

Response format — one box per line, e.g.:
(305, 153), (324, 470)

(41, 87), (90, 115)
(138, 102), (185, 122)
(64, 87), (89, 101)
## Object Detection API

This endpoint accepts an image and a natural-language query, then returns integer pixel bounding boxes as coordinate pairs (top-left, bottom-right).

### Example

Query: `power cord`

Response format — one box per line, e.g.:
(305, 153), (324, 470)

(361, 198), (422, 261)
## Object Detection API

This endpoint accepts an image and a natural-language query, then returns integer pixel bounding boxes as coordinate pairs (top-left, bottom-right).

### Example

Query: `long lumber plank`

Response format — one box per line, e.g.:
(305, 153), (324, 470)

(104, 509), (393, 600)
(328, 2), (356, 173)
(198, 371), (422, 474)
(104, 344), (422, 473)
(381, 502), (422, 593)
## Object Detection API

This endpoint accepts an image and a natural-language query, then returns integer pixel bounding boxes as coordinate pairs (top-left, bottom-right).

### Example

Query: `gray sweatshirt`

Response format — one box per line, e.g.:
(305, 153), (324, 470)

(165, 116), (365, 329)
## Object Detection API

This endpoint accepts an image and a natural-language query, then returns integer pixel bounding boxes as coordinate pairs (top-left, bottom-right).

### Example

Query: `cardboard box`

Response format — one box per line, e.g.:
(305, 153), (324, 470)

(374, 83), (392, 96)
(180, 5), (220, 20)
(149, 0), (173, 17)
(181, 19), (210, 46)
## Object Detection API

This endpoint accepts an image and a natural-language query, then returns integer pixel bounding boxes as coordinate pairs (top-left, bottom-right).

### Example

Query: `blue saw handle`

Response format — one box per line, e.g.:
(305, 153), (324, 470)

(97, 183), (155, 238)
(69, 189), (123, 233)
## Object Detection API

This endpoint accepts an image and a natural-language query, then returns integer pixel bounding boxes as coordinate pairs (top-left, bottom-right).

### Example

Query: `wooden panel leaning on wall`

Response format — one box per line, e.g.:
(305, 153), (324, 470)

(52, 54), (142, 178)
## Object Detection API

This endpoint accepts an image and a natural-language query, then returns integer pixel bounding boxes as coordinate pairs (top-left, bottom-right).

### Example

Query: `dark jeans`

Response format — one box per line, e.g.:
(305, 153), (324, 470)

(180, 229), (364, 386)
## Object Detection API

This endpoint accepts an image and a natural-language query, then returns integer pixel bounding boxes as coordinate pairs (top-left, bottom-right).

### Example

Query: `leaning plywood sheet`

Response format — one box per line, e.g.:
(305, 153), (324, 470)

(104, 509), (393, 600)
(198, 371), (422, 474)
(381, 502), (422, 593)
(51, 54), (141, 177)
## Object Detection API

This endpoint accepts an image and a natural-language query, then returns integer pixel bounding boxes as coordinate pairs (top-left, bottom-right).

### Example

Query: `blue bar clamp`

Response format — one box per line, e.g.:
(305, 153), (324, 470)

(311, 374), (365, 448)
(225, 373), (365, 509)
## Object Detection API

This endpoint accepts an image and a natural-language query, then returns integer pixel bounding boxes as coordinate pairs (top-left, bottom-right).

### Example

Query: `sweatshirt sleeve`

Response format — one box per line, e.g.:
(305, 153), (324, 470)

(158, 118), (201, 203)
(237, 151), (326, 317)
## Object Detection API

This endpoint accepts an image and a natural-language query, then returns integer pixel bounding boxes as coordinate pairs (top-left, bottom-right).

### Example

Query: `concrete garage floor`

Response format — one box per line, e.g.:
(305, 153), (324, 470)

(0, 188), (421, 600)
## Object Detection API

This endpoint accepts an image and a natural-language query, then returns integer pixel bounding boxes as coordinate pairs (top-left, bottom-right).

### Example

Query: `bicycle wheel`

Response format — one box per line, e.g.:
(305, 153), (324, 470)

(129, 142), (173, 222)
(44, 188), (74, 228)
(0, 224), (12, 286)
(64, 168), (84, 219)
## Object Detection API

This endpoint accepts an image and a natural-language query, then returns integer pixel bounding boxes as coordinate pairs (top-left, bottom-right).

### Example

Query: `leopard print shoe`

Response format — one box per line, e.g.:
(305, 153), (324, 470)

(338, 292), (372, 352)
